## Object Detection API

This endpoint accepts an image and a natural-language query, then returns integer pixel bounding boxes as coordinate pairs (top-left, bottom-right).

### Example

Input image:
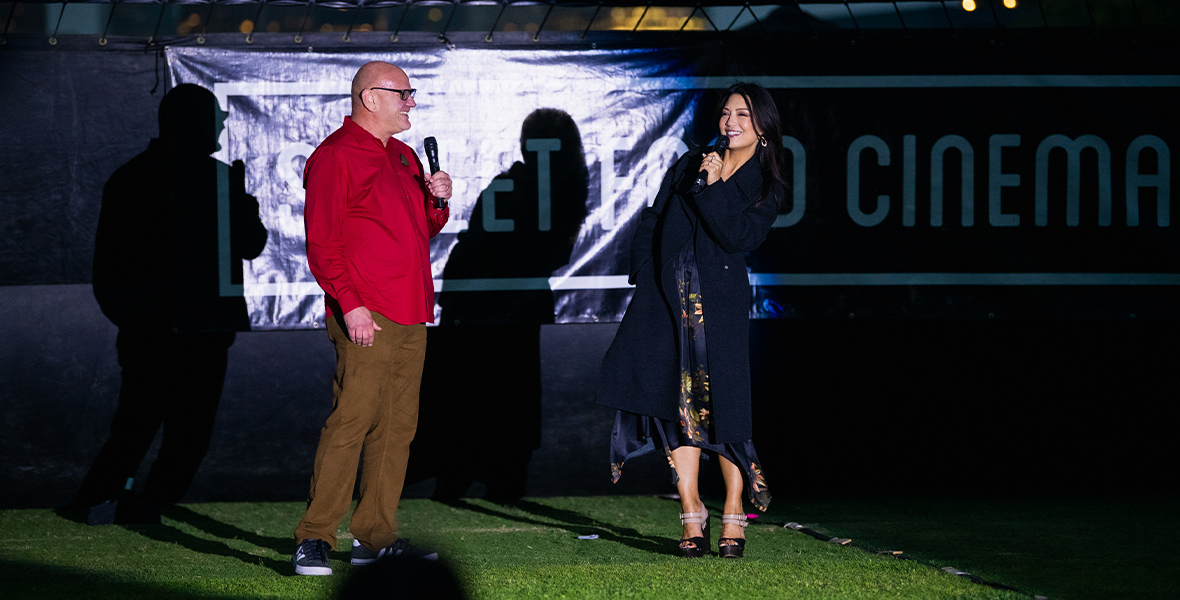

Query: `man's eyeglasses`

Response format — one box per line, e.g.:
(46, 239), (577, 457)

(366, 87), (416, 101)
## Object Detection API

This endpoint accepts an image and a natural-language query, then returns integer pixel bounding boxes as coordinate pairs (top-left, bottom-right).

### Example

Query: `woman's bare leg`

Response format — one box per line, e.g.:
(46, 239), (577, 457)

(718, 455), (745, 546)
(671, 446), (704, 548)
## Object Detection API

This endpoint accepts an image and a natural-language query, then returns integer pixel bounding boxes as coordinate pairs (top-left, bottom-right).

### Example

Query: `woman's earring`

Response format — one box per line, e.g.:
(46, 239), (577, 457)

(759, 135), (767, 147)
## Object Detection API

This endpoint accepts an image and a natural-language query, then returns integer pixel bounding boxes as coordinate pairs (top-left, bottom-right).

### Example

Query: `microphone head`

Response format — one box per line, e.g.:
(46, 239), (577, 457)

(423, 136), (440, 173)
(714, 136), (729, 153)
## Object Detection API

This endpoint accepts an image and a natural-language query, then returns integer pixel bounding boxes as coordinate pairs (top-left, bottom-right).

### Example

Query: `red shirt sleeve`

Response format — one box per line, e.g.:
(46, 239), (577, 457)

(406, 147), (450, 238)
(427, 204), (449, 237)
(303, 145), (365, 316)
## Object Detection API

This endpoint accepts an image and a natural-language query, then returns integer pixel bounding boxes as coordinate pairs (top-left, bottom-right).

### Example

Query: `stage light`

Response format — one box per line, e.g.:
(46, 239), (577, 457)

(1003, 0), (1017, 8)
(962, 0), (977, 12)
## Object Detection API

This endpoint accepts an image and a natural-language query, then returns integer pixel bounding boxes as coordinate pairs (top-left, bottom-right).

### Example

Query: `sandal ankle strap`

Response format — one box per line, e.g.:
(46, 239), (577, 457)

(679, 510), (709, 525)
(721, 514), (748, 528)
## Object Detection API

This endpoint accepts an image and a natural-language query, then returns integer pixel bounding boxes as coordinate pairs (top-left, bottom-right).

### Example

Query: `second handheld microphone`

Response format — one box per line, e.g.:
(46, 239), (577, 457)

(691, 136), (729, 191)
(423, 136), (446, 209)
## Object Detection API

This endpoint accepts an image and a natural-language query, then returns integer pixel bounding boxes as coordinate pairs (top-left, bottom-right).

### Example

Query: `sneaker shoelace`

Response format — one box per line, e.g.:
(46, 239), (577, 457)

(300, 539), (328, 562)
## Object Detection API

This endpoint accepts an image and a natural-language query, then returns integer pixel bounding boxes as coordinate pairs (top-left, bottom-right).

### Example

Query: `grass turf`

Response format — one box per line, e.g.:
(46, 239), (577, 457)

(0, 495), (1172, 599)
(774, 495), (1179, 600)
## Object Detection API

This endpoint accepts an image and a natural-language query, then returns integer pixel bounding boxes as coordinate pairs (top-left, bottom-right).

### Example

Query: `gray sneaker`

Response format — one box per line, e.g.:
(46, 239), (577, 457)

(351, 538), (438, 564)
(293, 539), (333, 576)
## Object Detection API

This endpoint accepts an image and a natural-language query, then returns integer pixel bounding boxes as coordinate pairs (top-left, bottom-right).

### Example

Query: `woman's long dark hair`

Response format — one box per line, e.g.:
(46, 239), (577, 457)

(715, 82), (786, 204)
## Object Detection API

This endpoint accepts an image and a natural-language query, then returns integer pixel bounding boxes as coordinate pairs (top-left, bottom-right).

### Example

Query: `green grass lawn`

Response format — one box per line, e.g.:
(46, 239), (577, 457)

(0, 495), (1173, 599)
(770, 495), (1179, 600)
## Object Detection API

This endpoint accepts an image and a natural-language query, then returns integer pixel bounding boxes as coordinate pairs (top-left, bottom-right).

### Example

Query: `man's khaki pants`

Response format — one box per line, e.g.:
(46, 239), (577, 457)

(294, 313), (426, 551)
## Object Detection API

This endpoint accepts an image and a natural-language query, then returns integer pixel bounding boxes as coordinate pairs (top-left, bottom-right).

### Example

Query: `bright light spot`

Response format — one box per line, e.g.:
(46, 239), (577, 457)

(962, 0), (976, 11)
(1003, 0), (1017, 7)
(239, 19), (254, 34)
(428, 8), (443, 22)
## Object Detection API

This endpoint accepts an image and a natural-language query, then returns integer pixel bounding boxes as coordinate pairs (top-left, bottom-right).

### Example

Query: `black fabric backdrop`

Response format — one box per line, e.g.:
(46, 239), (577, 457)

(5, 34), (1176, 322)
(1, 33), (1177, 507)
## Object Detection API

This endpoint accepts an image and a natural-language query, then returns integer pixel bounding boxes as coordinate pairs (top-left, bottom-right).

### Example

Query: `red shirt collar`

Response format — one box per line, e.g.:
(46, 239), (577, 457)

(341, 115), (390, 150)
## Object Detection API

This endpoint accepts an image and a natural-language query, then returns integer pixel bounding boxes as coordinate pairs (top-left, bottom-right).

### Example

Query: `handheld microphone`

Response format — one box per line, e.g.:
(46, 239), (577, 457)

(423, 136), (445, 209)
(691, 136), (729, 191)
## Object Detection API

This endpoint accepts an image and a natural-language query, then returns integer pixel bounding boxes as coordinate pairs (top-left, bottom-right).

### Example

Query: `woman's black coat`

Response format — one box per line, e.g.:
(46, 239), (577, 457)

(597, 148), (783, 444)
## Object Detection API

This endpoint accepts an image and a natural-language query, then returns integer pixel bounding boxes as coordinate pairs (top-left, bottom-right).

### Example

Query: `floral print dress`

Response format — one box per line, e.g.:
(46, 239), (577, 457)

(609, 243), (771, 512)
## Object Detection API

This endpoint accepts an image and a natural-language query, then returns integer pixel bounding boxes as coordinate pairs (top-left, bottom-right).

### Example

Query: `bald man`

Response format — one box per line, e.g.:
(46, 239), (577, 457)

(293, 62), (452, 576)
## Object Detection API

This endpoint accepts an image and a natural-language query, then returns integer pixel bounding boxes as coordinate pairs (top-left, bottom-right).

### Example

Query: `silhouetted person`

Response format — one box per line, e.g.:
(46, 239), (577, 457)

(419, 109), (589, 502)
(70, 84), (267, 522)
(336, 555), (466, 600)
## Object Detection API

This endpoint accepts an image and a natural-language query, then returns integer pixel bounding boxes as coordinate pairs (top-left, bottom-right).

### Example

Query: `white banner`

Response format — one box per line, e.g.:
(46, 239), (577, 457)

(168, 46), (705, 329)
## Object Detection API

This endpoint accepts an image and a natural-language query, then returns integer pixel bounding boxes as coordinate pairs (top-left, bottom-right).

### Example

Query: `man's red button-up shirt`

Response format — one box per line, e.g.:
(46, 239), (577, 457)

(304, 116), (449, 325)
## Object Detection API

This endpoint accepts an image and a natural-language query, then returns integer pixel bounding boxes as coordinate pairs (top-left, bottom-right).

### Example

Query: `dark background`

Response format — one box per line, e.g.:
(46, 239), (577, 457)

(6, 282), (1174, 508)
(2, 34), (1176, 509)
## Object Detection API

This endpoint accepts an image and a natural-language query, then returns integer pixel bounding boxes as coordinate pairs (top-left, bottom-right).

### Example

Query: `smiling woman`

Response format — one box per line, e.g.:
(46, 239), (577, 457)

(598, 82), (787, 560)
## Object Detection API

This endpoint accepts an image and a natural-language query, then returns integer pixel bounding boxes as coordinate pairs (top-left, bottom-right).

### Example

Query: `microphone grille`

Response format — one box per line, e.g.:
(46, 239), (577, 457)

(715, 136), (729, 153)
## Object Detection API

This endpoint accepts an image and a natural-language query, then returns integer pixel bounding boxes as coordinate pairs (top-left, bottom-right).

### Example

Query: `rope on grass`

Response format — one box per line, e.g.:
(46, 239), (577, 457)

(773, 521), (1046, 599)
(674, 496), (1047, 599)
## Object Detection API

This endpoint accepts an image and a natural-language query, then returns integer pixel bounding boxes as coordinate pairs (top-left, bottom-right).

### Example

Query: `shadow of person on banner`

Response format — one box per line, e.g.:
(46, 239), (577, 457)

(414, 109), (589, 502)
(68, 83), (267, 523)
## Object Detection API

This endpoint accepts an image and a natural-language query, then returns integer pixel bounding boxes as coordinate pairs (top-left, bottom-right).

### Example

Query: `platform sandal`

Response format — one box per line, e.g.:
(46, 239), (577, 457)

(718, 513), (748, 559)
(678, 509), (710, 558)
